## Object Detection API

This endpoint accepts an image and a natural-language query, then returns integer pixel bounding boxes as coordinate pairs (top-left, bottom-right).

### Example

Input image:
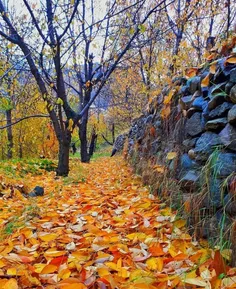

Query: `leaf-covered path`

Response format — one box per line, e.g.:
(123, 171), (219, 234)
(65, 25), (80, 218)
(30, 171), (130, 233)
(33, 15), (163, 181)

(0, 156), (235, 288)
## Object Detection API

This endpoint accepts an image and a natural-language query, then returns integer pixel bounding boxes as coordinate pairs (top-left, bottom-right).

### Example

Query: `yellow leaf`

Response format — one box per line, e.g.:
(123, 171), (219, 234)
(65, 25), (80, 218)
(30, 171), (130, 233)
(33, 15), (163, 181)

(153, 165), (165, 173)
(0, 259), (6, 268)
(126, 233), (147, 241)
(40, 264), (58, 274)
(118, 267), (130, 278)
(201, 74), (210, 87)
(184, 278), (208, 287)
(105, 261), (118, 271)
(146, 257), (163, 271)
(58, 269), (71, 280)
(97, 267), (110, 277)
(129, 269), (155, 284)
(220, 249), (232, 261)
(7, 268), (17, 275)
(44, 249), (67, 257)
(166, 152), (177, 160)
(68, 119), (74, 132)
(56, 98), (64, 105)
(174, 219), (186, 228)
(163, 90), (174, 105)
(39, 233), (58, 242)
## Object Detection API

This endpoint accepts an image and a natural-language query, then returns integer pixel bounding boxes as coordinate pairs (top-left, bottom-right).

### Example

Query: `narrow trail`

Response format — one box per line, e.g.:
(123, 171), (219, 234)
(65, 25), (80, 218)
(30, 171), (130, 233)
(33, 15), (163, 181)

(0, 156), (235, 288)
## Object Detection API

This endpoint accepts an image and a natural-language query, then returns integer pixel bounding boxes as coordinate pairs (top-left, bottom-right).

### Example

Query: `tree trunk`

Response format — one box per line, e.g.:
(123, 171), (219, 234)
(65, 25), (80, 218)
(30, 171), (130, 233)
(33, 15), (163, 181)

(6, 109), (13, 159)
(89, 127), (97, 158)
(57, 140), (70, 176)
(79, 119), (90, 163)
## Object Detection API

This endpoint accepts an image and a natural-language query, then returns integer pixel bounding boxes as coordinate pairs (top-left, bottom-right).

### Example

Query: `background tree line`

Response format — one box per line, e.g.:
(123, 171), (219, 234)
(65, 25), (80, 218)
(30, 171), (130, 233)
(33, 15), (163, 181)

(0, 0), (235, 176)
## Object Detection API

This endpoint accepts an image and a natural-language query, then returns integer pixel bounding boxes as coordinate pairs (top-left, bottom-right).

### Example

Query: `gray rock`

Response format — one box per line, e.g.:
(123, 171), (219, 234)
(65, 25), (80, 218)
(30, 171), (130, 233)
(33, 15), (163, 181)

(213, 61), (230, 83)
(205, 118), (228, 131)
(208, 93), (227, 110)
(180, 96), (193, 110)
(180, 170), (200, 189)
(214, 152), (236, 177)
(194, 132), (222, 161)
(230, 84), (236, 103)
(208, 102), (233, 119)
(186, 108), (198, 118)
(183, 138), (198, 149)
(219, 124), (236, 151)
(202, 105), (210, 120)
(28, 186), (44, 197)
(218, 58), (232, 77)
(180, 85), (190, 96)
(211, 82), (227, 95)
(145, 115), (153, 124)
(228, 105), (236, 124)
(185, 112), (204, 136)
(192, 96), (208, 111)
(154, 120), (162, 129)
(180, 153), (198, 171)
(230, 68), (236, 83)
(202, 87), (209, 98)
(112, 133), (127, 155)
(225, 81), (235, 95)
(187, 76), (201, 94)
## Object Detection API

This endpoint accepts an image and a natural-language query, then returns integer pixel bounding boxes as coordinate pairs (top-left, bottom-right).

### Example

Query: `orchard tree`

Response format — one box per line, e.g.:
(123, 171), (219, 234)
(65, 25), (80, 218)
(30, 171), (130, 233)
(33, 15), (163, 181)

(0, 0), (168, 176)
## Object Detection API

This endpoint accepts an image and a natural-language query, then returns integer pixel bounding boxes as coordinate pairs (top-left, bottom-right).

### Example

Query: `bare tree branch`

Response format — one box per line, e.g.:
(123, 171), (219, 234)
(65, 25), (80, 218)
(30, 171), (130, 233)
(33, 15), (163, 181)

(0, 114), (49, 130)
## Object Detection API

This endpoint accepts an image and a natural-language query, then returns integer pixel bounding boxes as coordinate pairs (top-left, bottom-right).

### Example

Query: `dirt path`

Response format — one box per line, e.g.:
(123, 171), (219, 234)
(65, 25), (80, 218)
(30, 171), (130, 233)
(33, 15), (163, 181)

(0, 156), (235, 288)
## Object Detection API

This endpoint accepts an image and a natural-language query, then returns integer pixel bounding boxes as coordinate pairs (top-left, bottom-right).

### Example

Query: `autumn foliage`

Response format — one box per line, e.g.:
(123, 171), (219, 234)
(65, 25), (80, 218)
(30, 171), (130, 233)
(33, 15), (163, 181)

(0, 156), (235, 288)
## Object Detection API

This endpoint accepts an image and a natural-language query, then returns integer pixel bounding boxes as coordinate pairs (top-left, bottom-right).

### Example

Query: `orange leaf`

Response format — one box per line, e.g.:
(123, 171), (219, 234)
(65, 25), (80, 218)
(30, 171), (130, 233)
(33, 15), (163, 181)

(149, 243), (164, 256)
(2, 278), (18, 289)
(58, 284), (87, 289)
(185, 67), (198, 78)
(225, 56), (236, 65)
(160, 106), (171, 119)
(201, 74), (210, 87)
(50, 256), (68, 266)
(211, 250), (228, 276)
(206, 53), (217, 61)
(41, 264), (58, 274)
(210, 63), (217, 74)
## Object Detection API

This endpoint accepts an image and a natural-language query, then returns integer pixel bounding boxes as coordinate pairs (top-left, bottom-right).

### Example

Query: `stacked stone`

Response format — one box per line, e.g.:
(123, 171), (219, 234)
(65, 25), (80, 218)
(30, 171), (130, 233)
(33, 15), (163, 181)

(180, 63), (236, 213)
(115, 57), (236, 240)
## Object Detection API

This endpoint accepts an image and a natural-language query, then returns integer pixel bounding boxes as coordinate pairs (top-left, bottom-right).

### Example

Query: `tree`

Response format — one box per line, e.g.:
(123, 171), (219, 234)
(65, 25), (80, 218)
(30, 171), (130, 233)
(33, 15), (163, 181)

(0, 0), (168, 176)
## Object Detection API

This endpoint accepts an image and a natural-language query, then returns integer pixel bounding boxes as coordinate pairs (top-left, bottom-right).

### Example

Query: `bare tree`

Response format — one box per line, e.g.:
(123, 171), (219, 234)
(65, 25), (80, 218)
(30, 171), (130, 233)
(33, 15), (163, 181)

(0, 0), (167, 175)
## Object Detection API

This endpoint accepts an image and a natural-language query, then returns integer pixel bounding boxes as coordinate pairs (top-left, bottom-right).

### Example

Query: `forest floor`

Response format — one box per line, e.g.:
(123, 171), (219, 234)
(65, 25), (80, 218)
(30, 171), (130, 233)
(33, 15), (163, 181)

(0, 154), (236, 289)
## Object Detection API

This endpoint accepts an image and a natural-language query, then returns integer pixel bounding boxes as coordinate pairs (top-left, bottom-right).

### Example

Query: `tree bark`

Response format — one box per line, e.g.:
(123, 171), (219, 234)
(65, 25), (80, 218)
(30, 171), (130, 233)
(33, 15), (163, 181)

(89, 127), (97, 157)
(79, 116), (90, 163)
(6, 109), (13, 159)
(57, 140), (70, 176)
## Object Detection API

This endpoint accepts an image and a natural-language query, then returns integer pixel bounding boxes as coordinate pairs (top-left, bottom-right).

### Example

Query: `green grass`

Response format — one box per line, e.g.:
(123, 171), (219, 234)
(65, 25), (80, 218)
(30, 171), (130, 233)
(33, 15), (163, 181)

(69, 146), (112, 161)
(0, 158), (57, 177)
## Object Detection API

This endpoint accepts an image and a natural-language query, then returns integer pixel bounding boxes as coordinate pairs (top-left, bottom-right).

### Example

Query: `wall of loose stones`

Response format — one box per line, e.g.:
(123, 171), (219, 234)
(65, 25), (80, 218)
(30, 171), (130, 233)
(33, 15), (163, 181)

(117, 58), (236, 262)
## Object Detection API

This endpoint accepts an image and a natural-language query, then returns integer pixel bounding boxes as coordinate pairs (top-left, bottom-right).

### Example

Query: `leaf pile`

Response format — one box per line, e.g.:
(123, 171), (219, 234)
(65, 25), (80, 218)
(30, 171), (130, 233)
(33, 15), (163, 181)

(0, 156), (236, 288)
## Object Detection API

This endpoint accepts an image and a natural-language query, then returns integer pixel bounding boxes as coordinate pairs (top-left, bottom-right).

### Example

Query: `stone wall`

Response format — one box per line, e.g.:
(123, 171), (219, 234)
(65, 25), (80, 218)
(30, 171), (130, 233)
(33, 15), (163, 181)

(116, 56), (236, 246)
